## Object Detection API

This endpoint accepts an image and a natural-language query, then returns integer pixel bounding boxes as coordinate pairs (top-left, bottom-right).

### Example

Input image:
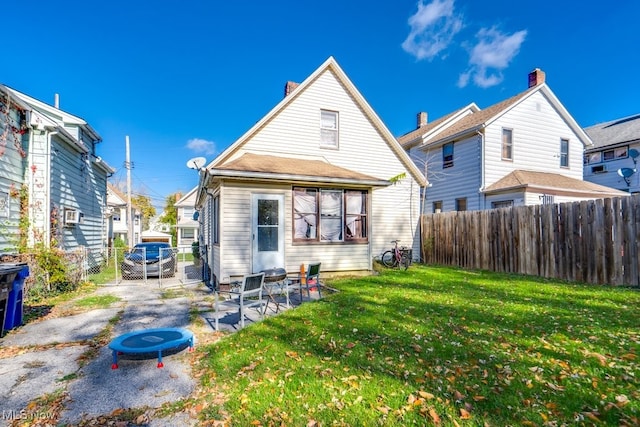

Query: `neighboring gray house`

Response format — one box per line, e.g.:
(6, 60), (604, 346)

(175, 187), (199, 252)
(399, 69), (627, 213)
(583, 113), (640, 194)
(0, 84), (114, 261)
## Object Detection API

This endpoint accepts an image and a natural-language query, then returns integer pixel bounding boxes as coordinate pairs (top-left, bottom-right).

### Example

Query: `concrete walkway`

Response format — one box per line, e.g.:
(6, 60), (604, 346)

(0, 275), (306, 426)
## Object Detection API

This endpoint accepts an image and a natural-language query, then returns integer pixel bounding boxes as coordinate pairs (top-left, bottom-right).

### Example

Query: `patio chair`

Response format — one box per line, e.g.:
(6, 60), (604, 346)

(234, 272), (266, 328)
(291, 262), (322, 300)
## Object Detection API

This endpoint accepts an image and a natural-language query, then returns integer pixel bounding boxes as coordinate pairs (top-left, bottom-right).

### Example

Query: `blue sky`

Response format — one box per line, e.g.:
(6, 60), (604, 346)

(3, 0), (639, 209)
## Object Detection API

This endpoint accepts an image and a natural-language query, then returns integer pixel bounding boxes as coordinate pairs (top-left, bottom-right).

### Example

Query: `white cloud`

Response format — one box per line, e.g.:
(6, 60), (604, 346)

(458, 27), (527, 88)
(402, 0), (463, 61)
(186, 138), (216, 155)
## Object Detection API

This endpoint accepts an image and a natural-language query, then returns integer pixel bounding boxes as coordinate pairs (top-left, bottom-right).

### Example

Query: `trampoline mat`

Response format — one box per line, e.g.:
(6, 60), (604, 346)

(110, 328), (193, 354)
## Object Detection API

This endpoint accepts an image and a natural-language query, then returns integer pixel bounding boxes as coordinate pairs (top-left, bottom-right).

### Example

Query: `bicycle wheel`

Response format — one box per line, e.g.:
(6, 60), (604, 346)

(400, 252), (410, 270)
(381, 250), (396, 267)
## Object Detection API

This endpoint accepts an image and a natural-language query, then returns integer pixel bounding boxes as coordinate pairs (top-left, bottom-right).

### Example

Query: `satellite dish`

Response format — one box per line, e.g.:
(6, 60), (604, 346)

(186, 157), (206, 170)
(192, 211), (199, 221)
(630, 149), (640, 160)
(618, 167), (636, 186)
(618, 167), (635, 178)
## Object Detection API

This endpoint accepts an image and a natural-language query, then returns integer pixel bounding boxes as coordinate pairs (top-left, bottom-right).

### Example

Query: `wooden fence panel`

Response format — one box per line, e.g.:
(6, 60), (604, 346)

(420, 195), (640, 287)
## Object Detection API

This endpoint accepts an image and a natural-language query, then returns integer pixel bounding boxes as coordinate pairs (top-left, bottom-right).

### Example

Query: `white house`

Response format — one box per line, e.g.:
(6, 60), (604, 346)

(583, 113), (640, 194)
(0, 84), (114, 263)
(196, 57), (426, 286)
(106, 183), (142, 246)
(399, 69), (626, 213)
(175, 187), (199, 251)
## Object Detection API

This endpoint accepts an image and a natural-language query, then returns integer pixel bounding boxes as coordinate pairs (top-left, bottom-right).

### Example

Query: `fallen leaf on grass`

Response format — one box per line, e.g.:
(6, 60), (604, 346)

(460, 408), (472, 419)
(419, 391), (435, 399)
(429, 408), (441, 424)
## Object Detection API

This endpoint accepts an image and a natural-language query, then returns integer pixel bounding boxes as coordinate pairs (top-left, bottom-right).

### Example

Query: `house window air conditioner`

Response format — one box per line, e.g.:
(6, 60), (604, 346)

(64, 208), (81, 225)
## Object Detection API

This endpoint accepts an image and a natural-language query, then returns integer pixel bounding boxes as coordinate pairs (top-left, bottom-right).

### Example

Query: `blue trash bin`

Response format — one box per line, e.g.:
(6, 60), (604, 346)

(4, 264), (29, 330)
(0, 263), (24, 336)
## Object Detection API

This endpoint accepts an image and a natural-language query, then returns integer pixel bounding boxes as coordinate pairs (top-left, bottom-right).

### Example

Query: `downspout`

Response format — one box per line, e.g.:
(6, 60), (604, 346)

(476, 129), (485, 210)
(45, 131), (58, 248)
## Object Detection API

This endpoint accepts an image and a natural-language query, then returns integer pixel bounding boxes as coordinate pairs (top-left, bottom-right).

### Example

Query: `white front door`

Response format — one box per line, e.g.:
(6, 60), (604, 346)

(251, 193), (285, 273)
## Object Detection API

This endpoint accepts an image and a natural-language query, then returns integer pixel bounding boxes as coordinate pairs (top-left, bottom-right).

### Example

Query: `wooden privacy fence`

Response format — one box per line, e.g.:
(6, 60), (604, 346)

(421, 195), (640, 287)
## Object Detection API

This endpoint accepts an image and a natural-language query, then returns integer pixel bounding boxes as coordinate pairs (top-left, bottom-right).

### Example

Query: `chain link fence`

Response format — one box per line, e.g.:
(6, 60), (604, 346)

(108, 246), (204, 285)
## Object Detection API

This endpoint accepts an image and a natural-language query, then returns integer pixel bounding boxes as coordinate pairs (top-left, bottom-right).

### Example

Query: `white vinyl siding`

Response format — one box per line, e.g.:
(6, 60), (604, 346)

(484, 91), (585, 190)
(226, 69), (421, 262)
(422, 134), (482, 212)
(209, 68), (421, 279)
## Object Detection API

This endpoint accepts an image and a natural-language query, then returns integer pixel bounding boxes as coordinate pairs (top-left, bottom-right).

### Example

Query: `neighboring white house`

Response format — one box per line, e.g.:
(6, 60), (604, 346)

(175, 187), (199, 251)
(398, 69), (627, 212)
(106, 183), (142, 246)
(0, 84), (114, 262)
(195, 57), (426, 286)
(583, 113), (640, 194)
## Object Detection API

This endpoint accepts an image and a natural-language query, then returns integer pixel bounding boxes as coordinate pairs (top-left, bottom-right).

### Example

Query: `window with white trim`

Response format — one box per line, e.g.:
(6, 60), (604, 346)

(502, 128), (513, 160)
(560, 138), (569, 167)
(320, 110), (338, 147)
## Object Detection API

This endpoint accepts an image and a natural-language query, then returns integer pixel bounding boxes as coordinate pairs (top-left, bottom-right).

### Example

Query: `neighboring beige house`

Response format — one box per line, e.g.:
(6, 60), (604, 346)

(175, 187), (199, 251)
(196, 57), (426, 286)
(106, 183), (141, 246)
(399, 69), (626, 213)
(583, 113), (640, 194)
(0, 84), (114, 262)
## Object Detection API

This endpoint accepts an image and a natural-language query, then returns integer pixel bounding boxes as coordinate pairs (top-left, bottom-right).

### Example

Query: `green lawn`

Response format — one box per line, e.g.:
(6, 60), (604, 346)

(192, 264), (640, 426)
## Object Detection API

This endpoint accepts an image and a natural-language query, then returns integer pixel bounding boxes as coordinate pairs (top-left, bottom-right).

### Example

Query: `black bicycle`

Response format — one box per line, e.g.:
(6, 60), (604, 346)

(381, 240), (411, 270)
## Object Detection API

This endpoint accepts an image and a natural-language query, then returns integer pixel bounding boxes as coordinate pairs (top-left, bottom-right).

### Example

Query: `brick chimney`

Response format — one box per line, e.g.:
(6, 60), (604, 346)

(528, 68), (545, 88)
(284, 81), (299, 97)
(417, 111), (428, 128)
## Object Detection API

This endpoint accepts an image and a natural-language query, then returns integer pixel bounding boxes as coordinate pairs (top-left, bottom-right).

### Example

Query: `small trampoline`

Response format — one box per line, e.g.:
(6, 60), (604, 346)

(109, 327), (194, 369)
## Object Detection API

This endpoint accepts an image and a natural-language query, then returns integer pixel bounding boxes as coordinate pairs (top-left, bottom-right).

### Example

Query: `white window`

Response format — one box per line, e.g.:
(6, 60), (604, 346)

(560, 138), (569, 167)
(320, 110), (338, 147)
(502, 128), (513, 160)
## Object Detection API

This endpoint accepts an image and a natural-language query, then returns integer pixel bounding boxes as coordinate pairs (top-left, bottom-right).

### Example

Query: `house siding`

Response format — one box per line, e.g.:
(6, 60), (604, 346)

(484, 91), (584, 193)
(226, 68), (421, 266)
(583, 142), (640, 193)
(0, 107), (28, 253)
(422, 134), (482, 212)
(50, 135), (107, 254)
(215, 179), (411, 282)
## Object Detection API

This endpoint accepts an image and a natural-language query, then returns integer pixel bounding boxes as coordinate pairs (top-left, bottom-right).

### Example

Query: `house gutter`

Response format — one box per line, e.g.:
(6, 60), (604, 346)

(207, 168), (391, 188)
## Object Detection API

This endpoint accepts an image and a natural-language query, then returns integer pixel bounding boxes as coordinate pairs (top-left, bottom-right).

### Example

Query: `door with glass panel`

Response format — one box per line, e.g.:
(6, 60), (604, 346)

(251, 194), (284, 273)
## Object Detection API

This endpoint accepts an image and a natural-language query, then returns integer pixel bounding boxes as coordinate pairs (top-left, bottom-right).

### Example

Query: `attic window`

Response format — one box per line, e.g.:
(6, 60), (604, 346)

(320, 110), (338, 148)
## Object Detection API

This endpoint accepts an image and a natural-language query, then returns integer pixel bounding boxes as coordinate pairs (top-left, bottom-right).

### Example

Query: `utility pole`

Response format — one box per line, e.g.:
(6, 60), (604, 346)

(125, 135), (134, 248)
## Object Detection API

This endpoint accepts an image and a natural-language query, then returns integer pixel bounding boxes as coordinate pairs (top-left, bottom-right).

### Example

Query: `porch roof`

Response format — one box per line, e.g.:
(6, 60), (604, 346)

(484, 170), (629, 198)
(208, 153), (391, 187)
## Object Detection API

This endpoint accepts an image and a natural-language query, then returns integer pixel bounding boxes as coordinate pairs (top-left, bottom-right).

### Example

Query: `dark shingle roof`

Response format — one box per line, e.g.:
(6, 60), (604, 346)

(584, 113), (640, 150)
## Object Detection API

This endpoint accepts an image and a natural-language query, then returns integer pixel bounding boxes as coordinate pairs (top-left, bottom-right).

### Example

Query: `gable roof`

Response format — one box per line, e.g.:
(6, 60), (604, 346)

(404, 81), (592, 149)
(398, 103), (479, 149)
(484, 170), (628, 197)
(205, 57), (426, 187)
(175, 186), (198, 207)
(584, 113), (640, 150)
(210, 153), (389, 187)
(3, 85), (102, 142)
